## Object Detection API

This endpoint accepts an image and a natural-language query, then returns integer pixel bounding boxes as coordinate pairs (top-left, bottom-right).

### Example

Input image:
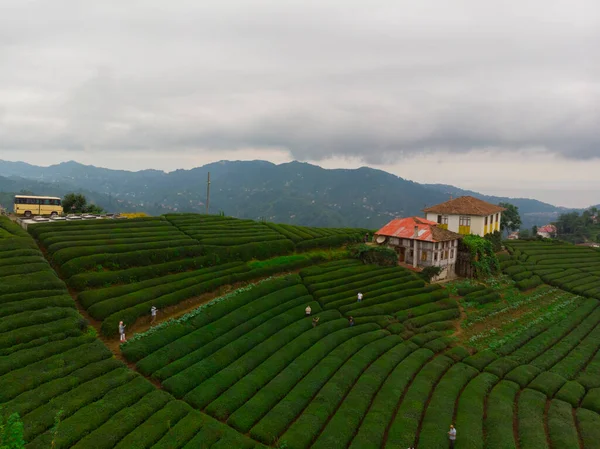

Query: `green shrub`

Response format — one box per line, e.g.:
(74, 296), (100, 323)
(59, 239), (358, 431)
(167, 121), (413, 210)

(238, 329), (387, 440)
(384, 355), (455, 448)
(162, 301), (321, 398)
(348, 244), (397, 266)
(61, 244), (207, 278)
(348, 348), (434, 449)
(484, 356), (520, 378)
(463, 350), (499, 371)
(552, 322), (600, 380)
(457, 284), (486, 296)
(455, 372), (499, 448)
(417, 363), (479, 448)
(229, 325), (385, 435)
(484, 380), (520, 449)
(518, 388), (549, 449)
(293, 339), (417, 449)
(577, 408), (600, 449)
(547, 399), (580, 448)
(516, 275), (543, 291)
(528, 371), (567, 397)
(505, 364), (541, 388)
(555, 381), (586, 407)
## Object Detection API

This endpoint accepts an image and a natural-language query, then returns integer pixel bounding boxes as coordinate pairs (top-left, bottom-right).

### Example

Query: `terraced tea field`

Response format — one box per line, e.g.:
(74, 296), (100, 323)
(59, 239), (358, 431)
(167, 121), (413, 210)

(0, 217), (262, 449)
(4, 215), (600, 448)
(29, 215), (365, 336)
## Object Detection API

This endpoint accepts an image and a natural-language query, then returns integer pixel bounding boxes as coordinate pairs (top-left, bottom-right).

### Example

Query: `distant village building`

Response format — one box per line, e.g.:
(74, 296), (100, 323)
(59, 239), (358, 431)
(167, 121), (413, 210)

(423, 196), (505, 237)
(537, 224), (557, 239)
(374, 216), (463, 281)
(507, 232), (519, 240)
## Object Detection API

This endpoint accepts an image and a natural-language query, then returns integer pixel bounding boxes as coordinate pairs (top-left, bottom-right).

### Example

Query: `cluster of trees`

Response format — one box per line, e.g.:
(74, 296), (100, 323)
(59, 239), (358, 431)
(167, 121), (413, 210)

(62, 193), (104, 214)
(499, 202), (522, 235)
(553, 208), (599, 244)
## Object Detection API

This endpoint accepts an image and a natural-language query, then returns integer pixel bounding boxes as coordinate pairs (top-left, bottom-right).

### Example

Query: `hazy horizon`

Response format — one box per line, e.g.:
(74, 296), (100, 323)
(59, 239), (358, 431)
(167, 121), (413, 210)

(1, 1), (598, 208)
(1, 154), (597, 210)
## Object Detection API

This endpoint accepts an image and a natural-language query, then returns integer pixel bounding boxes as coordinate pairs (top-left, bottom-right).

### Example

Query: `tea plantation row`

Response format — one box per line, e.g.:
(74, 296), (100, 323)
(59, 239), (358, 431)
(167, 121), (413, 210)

(120, 253), (600, 448)
(29, 214), (367, 336)
(0, 217), (265, 449)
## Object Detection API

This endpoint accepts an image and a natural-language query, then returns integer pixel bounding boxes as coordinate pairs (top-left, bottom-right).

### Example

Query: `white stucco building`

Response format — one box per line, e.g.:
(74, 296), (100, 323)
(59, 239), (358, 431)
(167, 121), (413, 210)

(374, 216), (463, 281)
(423, 196), (505, 237)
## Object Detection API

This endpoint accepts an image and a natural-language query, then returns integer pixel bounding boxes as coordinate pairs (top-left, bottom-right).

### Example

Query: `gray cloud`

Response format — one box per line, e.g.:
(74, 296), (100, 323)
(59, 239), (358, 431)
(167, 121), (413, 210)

(1, 0), (599, 163)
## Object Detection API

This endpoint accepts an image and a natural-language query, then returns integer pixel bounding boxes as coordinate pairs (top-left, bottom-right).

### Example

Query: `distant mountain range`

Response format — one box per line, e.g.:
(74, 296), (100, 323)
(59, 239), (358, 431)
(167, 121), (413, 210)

(0, 159), (586, 229)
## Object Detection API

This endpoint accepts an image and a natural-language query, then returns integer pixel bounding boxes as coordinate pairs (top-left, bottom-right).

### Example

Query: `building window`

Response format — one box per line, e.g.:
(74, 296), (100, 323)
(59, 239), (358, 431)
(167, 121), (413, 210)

(435, 242), (439, 250)
(444, 250), (449, 259)
(459, 216), (471, 226)
(434, 252), (438, 261)
(421, 251), (427, 261)
(496, 213), (499, 222)
(484, 216), (488, 226)
(450, 249), (454, 259)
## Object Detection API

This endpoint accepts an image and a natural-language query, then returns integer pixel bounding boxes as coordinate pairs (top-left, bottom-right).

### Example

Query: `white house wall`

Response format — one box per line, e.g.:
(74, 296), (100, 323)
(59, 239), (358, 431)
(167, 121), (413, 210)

(426, 212), (502, 237)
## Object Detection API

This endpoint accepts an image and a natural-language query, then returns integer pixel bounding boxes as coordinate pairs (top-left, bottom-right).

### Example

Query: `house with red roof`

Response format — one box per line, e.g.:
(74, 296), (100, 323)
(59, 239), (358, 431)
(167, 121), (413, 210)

(423, 196), (505, 237)
(374, 216), (463, 281)
(537, 224), (557, 239)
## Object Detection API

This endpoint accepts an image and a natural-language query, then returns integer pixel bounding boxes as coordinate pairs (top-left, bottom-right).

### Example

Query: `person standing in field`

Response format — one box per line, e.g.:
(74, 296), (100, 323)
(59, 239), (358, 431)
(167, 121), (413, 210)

(305, 305), (312, 316)
(151, 306), (157, 324)
(357, 292), (363, 302)
(348, 316), (354, 327)
(312, 316), (320, 328)
(119, 321), (126, 342)
(448, 424), (456, 448)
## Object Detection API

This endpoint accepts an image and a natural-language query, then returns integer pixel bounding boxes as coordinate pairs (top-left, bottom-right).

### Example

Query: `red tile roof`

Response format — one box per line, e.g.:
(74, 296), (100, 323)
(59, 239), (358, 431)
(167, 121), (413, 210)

(538, 224), (557, 233)
(423, 196), (506, 216)
(375, 216), (463, 243)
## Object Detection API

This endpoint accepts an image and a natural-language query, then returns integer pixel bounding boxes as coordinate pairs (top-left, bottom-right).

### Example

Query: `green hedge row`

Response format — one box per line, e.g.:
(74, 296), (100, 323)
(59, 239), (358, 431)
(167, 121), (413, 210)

(555, 381), (586, 407)
(348, 348), (434, 448)
(102, 264), (293, 337)
(302, 265), (379, 286)
(484, 380), (520, 448)
(199, 234), (289, 246)
(384, 355), (455, 448)
(88, 264), (249, 320)
(22, 367), (138, 442)
(552, 320), (600, 380)
(517, 388), (549, 449)
(457, 284), (486, 296)
(246, 329), (389, 443)
(528, 371), (567, 398)
(0, 262), (52, 278)
(547, 399), (581, 448)
(68, 254), (216, 290)
(5, 357), (123, 422)
(577, 408), (600, 449)
(0, 254), (46, 267)
(206, 318), (367, 421)
(517, 275), (543, 291)
(52, 238), (195, 265)
(416, 363), (479, 448)
(228, 325), (384, 434)
(146, 290), (311, 380)
(0, 217), (29, 237)
(79, 261), (245, 308)
(513, 270), (534, 281)
(311, 268), (407, 298)
(39, 229), (179, 246)
(299, 259), (362, 278)
(29, 219), (168, 238)
(71, 390), (174, 449)
(269, 335), (402, 448)
(46, 234), (190, 254)
(27, 376), (156, 448)
(324, 277), (420, 310)
(350, 288), (448, 318)
(509, 299), (598, 364)
(187, 310), (344, 411)
(454, 372), (499, 449)
(163, 299), (319, 398)
(505, 364), (541, 388)
(337, 284), (436, 316)
(122, 275), (302, 362)
(307, 340), (418, 449)
(61, 244), (206, 278)
(530, 306), (600, 371)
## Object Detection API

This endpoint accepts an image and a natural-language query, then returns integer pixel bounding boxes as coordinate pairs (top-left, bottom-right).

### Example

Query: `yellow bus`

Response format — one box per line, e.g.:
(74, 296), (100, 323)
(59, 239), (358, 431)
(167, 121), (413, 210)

(14, 195), (62, 218)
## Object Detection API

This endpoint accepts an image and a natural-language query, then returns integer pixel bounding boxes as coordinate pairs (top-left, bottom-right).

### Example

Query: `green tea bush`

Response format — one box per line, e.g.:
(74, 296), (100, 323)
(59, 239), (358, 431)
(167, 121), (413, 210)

(517, 388), (549, 449)
(484, 380), (520, 449)
(547, 399), (580, 448)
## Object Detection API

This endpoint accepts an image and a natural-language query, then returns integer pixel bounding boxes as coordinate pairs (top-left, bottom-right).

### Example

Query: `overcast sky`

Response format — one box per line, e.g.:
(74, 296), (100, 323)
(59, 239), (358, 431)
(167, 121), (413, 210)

(1, 1), (599, 207)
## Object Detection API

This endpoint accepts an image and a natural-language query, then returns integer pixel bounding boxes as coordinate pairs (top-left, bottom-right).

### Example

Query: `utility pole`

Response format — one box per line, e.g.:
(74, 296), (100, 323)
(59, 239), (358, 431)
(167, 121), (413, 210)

(206, 172), (211, 214)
